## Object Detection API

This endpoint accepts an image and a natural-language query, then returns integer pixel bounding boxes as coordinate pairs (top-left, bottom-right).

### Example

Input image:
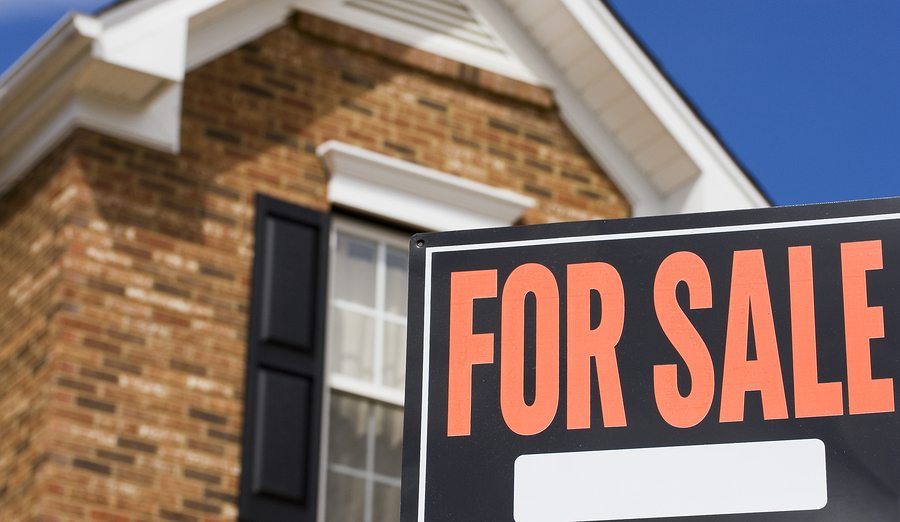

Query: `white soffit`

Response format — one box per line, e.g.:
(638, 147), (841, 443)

(296, 0), (542, 85)
(486, 0), (768, 214)
(317, 140), (535, 232)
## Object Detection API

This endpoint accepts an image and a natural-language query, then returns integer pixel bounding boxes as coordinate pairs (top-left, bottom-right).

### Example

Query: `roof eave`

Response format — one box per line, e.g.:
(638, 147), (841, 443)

(0, 0), (294, 198)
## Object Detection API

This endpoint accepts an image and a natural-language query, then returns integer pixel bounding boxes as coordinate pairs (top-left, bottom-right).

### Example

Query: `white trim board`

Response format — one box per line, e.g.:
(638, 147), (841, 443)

(318, 140), (535, 232)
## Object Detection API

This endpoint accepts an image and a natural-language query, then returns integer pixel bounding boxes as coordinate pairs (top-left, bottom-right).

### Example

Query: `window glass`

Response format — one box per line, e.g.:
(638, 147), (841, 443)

(326, 471), (366, 521)
(373, 483), (401, 522)
(327, 394), (370, 469)
(384, 247), (408, 316)
(334, 234), (378, 307)
(329, 308), (375, 381)
(381, 322), (406, 390)
(325, 393), (403, 522)
(373, 404), (403, 477)
(325, 219), (409, 522)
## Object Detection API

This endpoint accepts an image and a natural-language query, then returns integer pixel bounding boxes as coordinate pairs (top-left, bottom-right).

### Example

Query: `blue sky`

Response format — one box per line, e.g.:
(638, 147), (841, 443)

(607, 0), (900, 205)
(2, 1), (899, 205)
(0, 1), (105, 74)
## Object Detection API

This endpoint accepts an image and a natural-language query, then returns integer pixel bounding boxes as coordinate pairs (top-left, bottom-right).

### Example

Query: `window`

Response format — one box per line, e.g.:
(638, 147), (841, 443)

(239, 144), (532, 520)
(322, 217), (409, 522)
(312, 140), (534, 522)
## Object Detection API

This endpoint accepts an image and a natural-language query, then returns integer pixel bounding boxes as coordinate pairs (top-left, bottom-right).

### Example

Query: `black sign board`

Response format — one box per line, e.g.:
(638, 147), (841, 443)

(401, 198), (899, 521)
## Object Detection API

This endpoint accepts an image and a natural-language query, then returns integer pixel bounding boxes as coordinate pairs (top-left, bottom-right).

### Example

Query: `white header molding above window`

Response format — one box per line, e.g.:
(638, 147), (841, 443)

(317, 140), (535, 232)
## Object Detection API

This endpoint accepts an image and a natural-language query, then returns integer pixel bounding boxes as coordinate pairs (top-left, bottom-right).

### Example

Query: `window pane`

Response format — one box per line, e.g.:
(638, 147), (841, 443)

(384, 247), (408, 316)
(326, 470), (366, 522)
(334, 233), (377, 307)
(328, 394), (369, 470)
(330, 308), (375, 380)
(382, 321), (406, 390)
(373, 483), (401, 522)
(373, 403), (403, 478)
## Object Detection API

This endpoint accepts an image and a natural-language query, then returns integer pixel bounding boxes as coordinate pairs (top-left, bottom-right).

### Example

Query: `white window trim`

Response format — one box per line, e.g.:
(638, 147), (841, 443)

(317, 140), (535, 232)
(329, 373), (404, 408)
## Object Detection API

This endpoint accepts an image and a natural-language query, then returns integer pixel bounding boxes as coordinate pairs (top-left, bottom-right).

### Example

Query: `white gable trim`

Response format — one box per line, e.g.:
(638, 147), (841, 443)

(186, 0), (292, 71)
(318, 141), (535, 231)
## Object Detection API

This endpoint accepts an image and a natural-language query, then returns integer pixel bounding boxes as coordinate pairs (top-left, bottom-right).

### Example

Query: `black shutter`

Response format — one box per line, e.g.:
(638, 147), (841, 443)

(239, 194), (329, 521)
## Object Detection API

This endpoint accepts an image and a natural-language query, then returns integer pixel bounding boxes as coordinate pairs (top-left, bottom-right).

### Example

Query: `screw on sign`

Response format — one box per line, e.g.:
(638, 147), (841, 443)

(401, 198), (899, 522)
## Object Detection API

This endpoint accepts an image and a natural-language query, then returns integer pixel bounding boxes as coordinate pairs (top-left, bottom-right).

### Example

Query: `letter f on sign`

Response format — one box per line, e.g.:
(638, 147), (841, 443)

(448, 270), (497, 436)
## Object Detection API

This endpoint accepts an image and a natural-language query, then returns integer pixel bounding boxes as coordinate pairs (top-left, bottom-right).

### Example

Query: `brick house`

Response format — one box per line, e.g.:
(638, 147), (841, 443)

(0, 0), (768, 520)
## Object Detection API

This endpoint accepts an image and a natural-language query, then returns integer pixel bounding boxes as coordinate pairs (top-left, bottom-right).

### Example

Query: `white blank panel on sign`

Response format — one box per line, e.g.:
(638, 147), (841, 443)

(513, 439), (827, 521)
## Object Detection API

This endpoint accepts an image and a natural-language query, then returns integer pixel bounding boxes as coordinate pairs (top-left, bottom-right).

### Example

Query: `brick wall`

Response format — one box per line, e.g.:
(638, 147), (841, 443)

(0, 138), (81, 520)
(0, 14), (628, 521)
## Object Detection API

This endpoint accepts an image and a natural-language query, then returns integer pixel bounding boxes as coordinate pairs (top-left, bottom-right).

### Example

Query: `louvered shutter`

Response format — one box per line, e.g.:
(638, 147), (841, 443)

(239, 194), (329, 521)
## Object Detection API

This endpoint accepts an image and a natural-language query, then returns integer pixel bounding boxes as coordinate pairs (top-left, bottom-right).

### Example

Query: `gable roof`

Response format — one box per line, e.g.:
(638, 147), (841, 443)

(0, 0), (769, 215)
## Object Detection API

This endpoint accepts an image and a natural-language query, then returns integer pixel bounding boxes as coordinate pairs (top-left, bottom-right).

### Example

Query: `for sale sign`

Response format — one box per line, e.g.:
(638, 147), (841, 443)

(401, 199), (899, 521)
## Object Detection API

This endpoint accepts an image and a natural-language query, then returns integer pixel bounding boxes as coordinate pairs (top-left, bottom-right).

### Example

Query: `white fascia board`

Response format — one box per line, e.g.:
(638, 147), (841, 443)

(0, 13), (84, 91)
(468, 0), (664, 216)
(0, 31), (88, 195)
(93, 0), (294, 76)
(560, 0), (769, 211)
(186, 0), (292, 70)
(318, 141), (535, 232)
(92, 0), (226, 81)
(0, 80), (182, 195)
(0, 100), (79, 196)
(92, 18), (188, 82)
(297, 0), (542, 85)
